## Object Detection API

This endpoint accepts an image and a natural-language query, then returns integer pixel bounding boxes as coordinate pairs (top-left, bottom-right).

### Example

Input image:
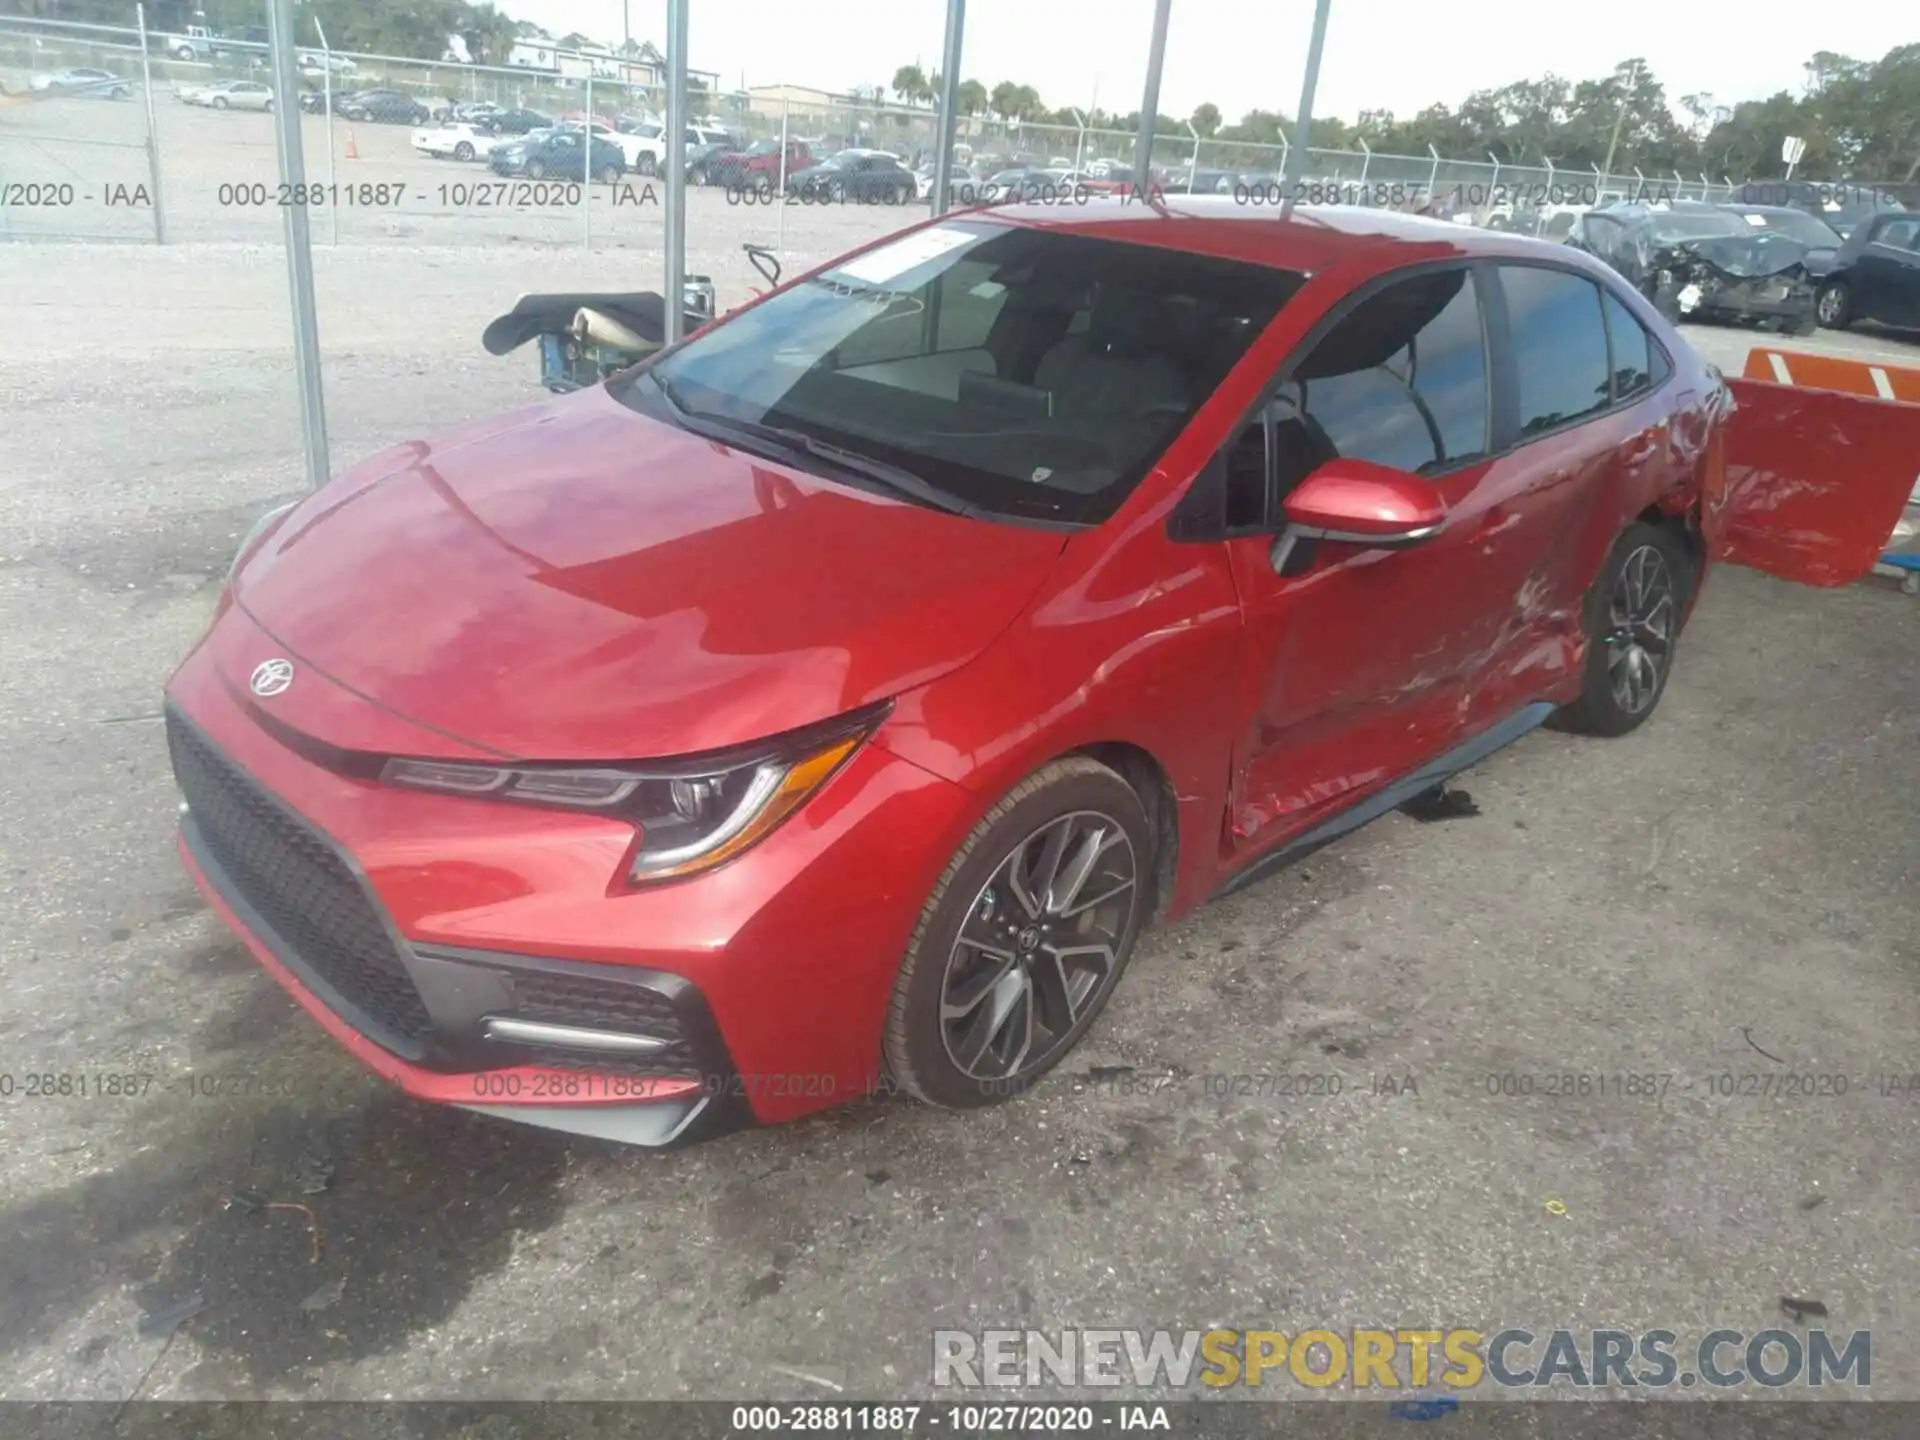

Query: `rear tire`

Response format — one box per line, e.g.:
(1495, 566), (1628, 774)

(1554, 521), (1693, 737)
(882, 757), (1154, 1110)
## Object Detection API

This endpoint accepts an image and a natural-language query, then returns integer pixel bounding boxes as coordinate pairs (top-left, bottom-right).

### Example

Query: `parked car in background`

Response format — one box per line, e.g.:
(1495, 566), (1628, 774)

(489, 128), (625, 183)
(703, 137), (815, 191)
(685, 123), (733, 157)
(412, 121), (500, 162)
(788, 150), (916, 203)
(336, 88), (431, 125)
(1813, 211), (1920, 330)
(579, 121), (665, 177)
(1733, 180), (1907, 241)
(1715, 203), (1844, 279)
(915, 164), (982, 202)
(296, 51), (357, 77)
(479, 107), (552, 136)
(181, 79), (276, 112)
(684, 139), (734, 184)
(1169, 167), (1236, 195)
(28, 68), (131, 99)
(166, 201), (1903, 1146)
(1567, 201), (1818, 333)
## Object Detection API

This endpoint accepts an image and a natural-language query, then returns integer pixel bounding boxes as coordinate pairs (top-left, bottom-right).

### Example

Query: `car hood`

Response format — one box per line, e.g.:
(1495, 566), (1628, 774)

(232, 385), (1067, 761)
(1665, 232), (1812, 279)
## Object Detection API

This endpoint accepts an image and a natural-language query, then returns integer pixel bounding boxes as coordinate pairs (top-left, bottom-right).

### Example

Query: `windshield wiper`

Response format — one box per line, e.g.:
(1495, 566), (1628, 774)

(647, 371), (974, 517)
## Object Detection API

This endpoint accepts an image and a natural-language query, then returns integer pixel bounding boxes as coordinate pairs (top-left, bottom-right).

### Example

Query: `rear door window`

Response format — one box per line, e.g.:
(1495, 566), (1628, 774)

(1500, 266), (1612, 435)
(1600, 289), (1664, 401)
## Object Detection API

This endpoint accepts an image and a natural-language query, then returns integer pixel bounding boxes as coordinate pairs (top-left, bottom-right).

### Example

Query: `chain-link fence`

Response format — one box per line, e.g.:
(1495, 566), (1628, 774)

(0, 7), (1790, 251)
(0, 12), (164, 241)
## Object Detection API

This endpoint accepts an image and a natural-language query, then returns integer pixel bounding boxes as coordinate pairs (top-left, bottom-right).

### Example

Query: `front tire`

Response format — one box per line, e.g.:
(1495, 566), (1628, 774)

(525, 159), (546, 180)
(883, 758), (1154, 1110)
(453, 141), (474, 161)
(212, 96), (229, 110)
(638, 153), (657, 176)
(1554, 521), (1692, 737)
(1816, 280), (1851, 329)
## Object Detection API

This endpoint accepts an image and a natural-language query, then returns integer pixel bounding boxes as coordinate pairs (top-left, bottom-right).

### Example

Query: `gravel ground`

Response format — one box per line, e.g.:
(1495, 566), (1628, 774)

(1, 211), (1918, 1410)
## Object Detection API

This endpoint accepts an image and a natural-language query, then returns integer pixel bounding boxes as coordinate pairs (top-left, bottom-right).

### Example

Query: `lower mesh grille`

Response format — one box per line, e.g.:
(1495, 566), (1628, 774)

(506, 969), (697, 1074)
(166, 708), (433, 1052)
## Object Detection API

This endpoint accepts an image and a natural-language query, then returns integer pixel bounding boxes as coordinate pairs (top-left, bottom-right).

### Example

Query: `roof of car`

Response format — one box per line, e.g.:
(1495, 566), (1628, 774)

(970, 195), (1606, 277)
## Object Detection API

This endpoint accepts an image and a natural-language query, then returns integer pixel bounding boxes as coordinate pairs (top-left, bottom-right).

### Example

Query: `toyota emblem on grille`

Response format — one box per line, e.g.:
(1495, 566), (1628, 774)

(249, 658), (294, 697)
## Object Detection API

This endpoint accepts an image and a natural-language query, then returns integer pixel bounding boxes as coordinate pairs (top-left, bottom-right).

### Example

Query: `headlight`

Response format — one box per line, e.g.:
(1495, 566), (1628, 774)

(227, 500), (297, 587)
(380, 703), (887, 883)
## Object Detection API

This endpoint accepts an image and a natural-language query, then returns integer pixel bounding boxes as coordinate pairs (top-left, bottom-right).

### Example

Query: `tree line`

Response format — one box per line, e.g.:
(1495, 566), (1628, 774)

(890, 47), (1920, 182)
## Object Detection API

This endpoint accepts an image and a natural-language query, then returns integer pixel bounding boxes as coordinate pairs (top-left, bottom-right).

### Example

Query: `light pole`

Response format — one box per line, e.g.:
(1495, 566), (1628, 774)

(1600, 59), (1642, 182)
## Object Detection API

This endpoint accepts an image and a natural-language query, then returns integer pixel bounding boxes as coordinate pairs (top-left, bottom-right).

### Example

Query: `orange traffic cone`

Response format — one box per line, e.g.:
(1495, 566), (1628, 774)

(345, 127), (359, 160)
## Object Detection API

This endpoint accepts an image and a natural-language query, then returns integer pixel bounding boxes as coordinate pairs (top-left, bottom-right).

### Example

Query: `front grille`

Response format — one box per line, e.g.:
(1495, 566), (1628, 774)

(167, 708), (433, 1052)
(505, 970), (696, 1075)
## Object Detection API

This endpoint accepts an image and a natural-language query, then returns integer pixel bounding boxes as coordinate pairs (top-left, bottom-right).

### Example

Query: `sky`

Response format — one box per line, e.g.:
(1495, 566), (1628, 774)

(502, 0), (1913, 123)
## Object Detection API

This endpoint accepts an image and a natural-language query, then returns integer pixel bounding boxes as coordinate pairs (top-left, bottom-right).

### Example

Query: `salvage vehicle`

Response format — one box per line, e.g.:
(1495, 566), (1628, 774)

(335, 87), (431, 125)
(165, 200), (1916, 1146)
(1567, 201), (1818, 333)
(1812, 211), (1920, 331)
(488, 128), (625, 183)
(1716, 203), (1843, 281)
(180, 79), (275, 112)
(27, 67), (131, 98)
(700, 137), (814, 191)
(787, 150), (916, 203)
(411, 121), (500, 162)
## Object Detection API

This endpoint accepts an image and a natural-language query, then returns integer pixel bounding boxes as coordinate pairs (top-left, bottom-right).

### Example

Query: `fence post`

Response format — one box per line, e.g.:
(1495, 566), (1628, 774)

(1672, 169), (1683, 201)
(1632, 166), (1645, 202)
(1186, 120), (1200, 192)
(1357, 138), (1370, 185)
(777, 94), (789, 259)
(582, 71), (593, 249)
(315, 17), (337, 245)
(1426, 144), (1439, 203)
(135, 3), (166, 243)
(1545, 157), (1556, 196)
(1487, 150), (1499, 199)
(1276, 124), (1288, 183)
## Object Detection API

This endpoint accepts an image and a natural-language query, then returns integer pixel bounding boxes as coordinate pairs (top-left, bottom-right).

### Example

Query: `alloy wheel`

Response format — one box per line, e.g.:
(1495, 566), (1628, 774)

(938, 810), (1138, 1083)
(1817, 285), (1845, 325)
(1603, 543), (1675, 716)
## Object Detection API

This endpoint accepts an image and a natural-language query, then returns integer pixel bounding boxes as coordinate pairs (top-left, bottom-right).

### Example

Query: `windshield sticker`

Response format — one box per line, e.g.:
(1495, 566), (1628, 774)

(1744, 213), (1768, 226)
(834, 226), (981, 285)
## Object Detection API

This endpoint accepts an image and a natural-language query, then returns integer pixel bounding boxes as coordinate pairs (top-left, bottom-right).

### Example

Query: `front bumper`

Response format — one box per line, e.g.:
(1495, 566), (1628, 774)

(1691, 278), (1816, 325)
(162, 611), (976, 1140)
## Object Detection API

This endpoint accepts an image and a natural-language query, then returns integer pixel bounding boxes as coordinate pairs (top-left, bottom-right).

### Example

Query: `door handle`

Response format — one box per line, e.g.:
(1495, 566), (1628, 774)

(1624, 428), (1665, 466)
(1471, 504), (1511, 538)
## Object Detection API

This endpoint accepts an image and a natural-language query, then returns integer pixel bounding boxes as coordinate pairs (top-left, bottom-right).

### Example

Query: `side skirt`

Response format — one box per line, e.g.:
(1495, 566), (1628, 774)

(1214, 701), (1558, 900)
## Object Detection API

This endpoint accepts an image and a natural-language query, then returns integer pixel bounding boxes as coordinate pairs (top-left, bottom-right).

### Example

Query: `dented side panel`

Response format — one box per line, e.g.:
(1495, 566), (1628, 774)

(1714, 378), (1920, 586)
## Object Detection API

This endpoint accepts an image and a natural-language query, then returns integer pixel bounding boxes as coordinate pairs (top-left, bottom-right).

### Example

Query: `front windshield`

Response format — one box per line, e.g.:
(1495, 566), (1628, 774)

(1736, 209), (1842, 246)
(626, 221), (1303, 525)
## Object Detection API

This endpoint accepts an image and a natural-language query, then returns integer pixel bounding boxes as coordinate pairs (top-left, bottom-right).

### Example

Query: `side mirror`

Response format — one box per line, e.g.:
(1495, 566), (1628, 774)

(1281, 458), (1446, 548)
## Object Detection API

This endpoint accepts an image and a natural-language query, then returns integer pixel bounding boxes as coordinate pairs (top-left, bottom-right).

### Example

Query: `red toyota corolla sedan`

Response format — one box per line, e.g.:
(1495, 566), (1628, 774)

(165, 199), (1914, 1146)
